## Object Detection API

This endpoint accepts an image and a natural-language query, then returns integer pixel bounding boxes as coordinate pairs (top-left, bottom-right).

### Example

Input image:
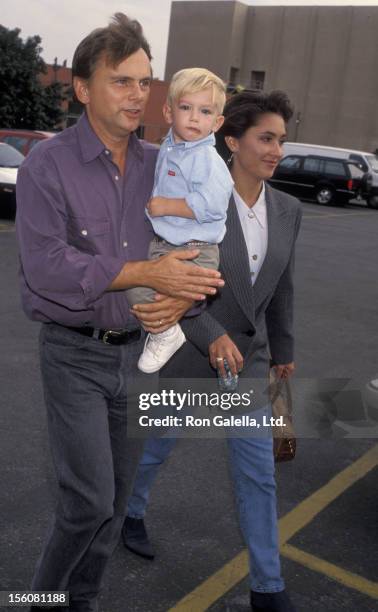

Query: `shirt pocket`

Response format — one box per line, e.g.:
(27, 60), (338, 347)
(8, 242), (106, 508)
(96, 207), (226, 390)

(66, 215), (110, 255)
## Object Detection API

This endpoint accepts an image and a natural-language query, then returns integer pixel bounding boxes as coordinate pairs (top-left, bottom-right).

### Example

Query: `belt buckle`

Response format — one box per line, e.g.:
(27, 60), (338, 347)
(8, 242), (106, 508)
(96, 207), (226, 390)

(102, 329), (123, 344)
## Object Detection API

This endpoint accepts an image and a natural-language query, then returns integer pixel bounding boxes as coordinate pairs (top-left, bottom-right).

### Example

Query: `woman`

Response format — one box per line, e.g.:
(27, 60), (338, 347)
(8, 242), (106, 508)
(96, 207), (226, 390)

(124, 91), (302, 612)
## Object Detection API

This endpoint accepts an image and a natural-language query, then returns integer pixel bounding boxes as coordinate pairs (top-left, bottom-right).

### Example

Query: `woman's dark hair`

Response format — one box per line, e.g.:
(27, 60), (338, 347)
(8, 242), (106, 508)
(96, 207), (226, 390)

(216, 90), (293, 162)
(72, 12), (152, 80)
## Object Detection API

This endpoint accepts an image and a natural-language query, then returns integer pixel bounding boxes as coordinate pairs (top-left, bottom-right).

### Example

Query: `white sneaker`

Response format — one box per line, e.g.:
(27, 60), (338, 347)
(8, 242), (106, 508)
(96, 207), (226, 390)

(138, 324), (186, 373)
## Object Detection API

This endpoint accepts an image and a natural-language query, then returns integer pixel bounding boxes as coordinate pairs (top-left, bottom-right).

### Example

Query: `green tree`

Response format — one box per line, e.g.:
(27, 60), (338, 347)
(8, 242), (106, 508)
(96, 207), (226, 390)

(0, 25), (67, 129)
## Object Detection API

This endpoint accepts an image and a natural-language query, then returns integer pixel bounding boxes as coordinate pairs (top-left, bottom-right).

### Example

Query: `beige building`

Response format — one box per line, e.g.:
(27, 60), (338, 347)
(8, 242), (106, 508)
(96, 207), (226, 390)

(165, 1), (378, 151)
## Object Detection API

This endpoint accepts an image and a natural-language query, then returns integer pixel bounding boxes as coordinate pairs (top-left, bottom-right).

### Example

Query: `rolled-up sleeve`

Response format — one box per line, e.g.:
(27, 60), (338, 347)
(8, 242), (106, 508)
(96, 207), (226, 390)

(16, 162), (125, 315)
(185, 149), (233, 223)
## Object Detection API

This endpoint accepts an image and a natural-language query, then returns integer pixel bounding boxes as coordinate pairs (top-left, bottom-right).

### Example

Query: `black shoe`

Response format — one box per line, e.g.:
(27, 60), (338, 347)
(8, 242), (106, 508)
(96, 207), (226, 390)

(122, 516), (155, 560)
(250, 589), (296, 612)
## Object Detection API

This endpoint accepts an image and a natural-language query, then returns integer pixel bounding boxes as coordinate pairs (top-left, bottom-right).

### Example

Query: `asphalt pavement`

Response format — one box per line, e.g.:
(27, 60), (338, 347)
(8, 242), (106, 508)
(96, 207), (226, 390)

(0, 201), (377, 612)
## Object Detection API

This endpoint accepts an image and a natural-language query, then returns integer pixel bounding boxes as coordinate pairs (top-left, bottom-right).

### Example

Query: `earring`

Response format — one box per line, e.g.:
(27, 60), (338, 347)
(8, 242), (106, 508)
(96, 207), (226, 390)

(227, 153), (234, 166)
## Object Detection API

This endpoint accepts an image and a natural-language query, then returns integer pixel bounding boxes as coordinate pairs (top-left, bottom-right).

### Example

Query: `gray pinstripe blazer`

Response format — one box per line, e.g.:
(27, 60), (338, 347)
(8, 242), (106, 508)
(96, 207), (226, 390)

(162, 184), (302, 381)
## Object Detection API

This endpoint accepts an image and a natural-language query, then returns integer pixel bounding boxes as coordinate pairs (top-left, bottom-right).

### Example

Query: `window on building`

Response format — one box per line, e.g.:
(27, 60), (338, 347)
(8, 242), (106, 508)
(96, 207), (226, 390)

(229, 66), (240, 86)
(250, 71), (265, 91)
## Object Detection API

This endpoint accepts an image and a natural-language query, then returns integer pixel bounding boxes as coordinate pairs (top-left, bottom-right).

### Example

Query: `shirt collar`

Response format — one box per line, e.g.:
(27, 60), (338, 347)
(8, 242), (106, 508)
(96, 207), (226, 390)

(165, 127), (215, 149)
(233, 183), (267, 228)
(76, 112), (144, 163)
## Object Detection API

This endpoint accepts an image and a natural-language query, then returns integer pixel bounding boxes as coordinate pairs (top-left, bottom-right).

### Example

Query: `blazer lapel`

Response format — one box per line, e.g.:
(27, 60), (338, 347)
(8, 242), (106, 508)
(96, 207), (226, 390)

(221, 196), (256, 325)
(252, 184), (289, 307)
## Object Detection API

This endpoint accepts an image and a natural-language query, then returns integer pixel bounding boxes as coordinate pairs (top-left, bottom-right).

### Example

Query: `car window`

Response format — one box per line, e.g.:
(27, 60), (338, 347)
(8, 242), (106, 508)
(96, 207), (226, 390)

(349, 154), (368, 172)
(348, 164), (365, 179)
(0, 143), (25, 167)
(29, 138), (42, 151)
(2, 135), (28, 153)
(279, 156), (301, 169)
(324, 160), (346, 177)
(303, 158), (321, 172)
(365, 154), (378, 173)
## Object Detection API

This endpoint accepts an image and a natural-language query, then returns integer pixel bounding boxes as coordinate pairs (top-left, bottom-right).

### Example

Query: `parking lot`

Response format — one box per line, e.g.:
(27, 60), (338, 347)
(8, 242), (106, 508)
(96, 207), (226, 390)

(0, 200), (377, 611)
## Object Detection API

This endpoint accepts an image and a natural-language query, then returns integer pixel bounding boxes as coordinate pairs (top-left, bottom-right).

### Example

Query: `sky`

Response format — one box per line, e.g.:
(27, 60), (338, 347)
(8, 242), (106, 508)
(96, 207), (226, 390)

(2, 0), (378, 79)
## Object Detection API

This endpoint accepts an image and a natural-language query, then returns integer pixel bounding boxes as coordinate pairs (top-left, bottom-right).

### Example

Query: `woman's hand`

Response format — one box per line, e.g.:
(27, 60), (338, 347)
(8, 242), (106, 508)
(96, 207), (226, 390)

(209, 334), (243, 377)
(131, 295), (193, 333)
(273, 362), (295, 379)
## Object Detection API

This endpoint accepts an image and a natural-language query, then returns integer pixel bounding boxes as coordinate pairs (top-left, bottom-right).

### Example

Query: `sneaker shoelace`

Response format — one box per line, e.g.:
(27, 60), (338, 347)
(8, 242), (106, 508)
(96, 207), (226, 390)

(146, 332), (174, 358)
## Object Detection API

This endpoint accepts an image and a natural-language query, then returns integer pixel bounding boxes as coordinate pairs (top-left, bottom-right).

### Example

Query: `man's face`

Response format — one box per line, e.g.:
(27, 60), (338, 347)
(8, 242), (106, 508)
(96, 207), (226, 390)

(163, 88), (224, 143)
(74, 48), (152, 140)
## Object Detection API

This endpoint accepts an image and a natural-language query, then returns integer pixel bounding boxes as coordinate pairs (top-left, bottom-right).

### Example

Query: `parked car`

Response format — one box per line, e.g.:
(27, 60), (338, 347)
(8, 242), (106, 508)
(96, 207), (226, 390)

(0, 142), (25, 217)
(269, 154), (365, 206)
(359, 172), (378, 209)
(0, 129), (55, 156)
(283, 142), (378, 208)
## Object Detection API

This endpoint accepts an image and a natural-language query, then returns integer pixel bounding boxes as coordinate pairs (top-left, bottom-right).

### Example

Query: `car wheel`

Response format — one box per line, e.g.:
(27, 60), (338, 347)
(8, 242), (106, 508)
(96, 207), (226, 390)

(315, 186), (334, 205)
(367, 195), (378, 209)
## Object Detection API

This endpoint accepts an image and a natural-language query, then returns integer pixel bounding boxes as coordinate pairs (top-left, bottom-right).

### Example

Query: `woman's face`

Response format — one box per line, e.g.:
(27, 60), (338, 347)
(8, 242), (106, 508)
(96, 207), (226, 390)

(228, 112), (287, 181)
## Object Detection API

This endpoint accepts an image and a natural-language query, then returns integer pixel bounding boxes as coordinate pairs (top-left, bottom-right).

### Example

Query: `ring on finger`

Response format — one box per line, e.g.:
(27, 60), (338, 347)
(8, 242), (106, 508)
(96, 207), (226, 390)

(215, 357), (223, 362)
(159, 319), (164, 325)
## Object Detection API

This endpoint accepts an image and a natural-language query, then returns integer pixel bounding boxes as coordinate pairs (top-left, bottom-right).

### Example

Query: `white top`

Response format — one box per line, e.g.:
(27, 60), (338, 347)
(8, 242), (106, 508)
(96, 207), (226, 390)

(233, 183), (268, 285)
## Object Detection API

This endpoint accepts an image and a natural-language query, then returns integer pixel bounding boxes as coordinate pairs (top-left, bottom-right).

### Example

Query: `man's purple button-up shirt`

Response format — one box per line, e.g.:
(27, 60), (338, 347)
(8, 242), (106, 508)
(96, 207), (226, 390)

(16, 113), (158, 329)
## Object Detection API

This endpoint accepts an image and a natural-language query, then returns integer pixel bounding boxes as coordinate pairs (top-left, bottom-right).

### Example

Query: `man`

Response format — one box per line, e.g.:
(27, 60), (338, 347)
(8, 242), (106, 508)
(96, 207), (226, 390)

(16, 13), (223, 612)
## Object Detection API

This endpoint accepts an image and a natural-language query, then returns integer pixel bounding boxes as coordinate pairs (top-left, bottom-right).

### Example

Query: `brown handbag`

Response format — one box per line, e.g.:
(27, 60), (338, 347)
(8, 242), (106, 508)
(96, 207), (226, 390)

(269, 369), (296, 462)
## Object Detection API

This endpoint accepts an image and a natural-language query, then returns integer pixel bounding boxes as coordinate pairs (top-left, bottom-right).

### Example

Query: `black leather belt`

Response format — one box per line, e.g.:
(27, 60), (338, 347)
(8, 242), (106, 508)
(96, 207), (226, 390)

(66, 326), (141, 345)
(154, 236), (211, 246)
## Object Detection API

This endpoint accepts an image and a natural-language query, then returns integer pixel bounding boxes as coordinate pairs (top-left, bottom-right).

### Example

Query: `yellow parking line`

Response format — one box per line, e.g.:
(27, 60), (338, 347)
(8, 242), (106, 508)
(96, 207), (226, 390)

(281, 544), (378, 600)
(168, 550), (249, 612)
(278, 444), (378, 544)
(169, 444), (378, 611)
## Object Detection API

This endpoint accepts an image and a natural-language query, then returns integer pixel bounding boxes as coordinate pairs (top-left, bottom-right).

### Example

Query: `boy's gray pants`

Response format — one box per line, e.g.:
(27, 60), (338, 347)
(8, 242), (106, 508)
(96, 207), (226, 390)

(126, 236), (220, 306)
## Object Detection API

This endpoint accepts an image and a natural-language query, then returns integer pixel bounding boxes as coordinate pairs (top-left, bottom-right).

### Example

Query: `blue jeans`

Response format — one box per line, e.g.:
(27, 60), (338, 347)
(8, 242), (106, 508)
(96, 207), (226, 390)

(127, 406), (285, 593)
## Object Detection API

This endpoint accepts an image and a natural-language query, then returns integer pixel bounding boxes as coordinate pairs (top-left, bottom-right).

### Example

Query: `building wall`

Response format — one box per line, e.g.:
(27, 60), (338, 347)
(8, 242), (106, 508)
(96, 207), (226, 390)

(165, 1), (240, 81)
(166, 1), (378, 151)
(143, 79), (169, 143)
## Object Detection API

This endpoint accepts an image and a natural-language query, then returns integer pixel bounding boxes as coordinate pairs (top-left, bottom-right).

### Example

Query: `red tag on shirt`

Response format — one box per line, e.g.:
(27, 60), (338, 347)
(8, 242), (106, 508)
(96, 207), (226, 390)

(168, 170), (175, 176)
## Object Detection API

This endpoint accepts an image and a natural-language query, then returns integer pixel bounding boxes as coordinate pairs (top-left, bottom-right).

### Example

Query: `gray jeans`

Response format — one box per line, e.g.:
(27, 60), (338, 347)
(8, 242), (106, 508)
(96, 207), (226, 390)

(33, 323), (146, 611)
(126, 236), (220, 306)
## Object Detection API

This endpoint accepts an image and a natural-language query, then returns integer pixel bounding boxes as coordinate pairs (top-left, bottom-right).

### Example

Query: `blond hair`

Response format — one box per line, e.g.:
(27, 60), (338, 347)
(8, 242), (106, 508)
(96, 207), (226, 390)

(167, 68), (226, 114)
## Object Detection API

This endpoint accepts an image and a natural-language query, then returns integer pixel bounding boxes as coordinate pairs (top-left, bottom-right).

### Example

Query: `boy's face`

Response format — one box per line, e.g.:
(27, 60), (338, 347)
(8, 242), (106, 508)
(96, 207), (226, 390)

(163, 88), (224, 143)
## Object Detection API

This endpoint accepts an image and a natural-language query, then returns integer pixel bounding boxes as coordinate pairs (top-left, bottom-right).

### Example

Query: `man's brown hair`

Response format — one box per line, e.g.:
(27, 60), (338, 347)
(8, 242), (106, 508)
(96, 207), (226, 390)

(72, 12), (152, 80)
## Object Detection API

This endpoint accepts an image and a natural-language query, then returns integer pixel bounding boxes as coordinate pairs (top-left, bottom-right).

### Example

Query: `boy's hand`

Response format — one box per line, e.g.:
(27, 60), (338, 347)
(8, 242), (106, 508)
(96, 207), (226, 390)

(131, 295), (193, 332)
(147, 197), (166, 217)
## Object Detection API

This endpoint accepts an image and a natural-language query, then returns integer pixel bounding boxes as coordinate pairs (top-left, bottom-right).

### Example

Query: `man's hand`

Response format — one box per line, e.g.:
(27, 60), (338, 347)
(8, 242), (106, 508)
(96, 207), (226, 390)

(131, 294), (193, 332)
(273, 362), (295, 379)
(209, 334), (244, 377)
(144, 250), (224, 300)
(109, 249), (224, 300)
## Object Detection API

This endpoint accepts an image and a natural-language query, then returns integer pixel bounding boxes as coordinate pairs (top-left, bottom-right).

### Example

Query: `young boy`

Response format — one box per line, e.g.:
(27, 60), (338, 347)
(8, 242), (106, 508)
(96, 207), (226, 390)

(126, 68), (234, 373)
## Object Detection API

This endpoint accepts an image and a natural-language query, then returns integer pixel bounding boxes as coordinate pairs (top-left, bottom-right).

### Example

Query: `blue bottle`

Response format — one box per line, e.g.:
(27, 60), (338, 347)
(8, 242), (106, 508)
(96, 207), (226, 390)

(217, 358), (239, 391)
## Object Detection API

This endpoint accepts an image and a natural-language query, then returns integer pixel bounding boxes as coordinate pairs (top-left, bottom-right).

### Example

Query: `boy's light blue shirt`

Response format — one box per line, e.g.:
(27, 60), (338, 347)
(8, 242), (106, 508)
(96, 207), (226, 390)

(147, 128), (234, 245)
